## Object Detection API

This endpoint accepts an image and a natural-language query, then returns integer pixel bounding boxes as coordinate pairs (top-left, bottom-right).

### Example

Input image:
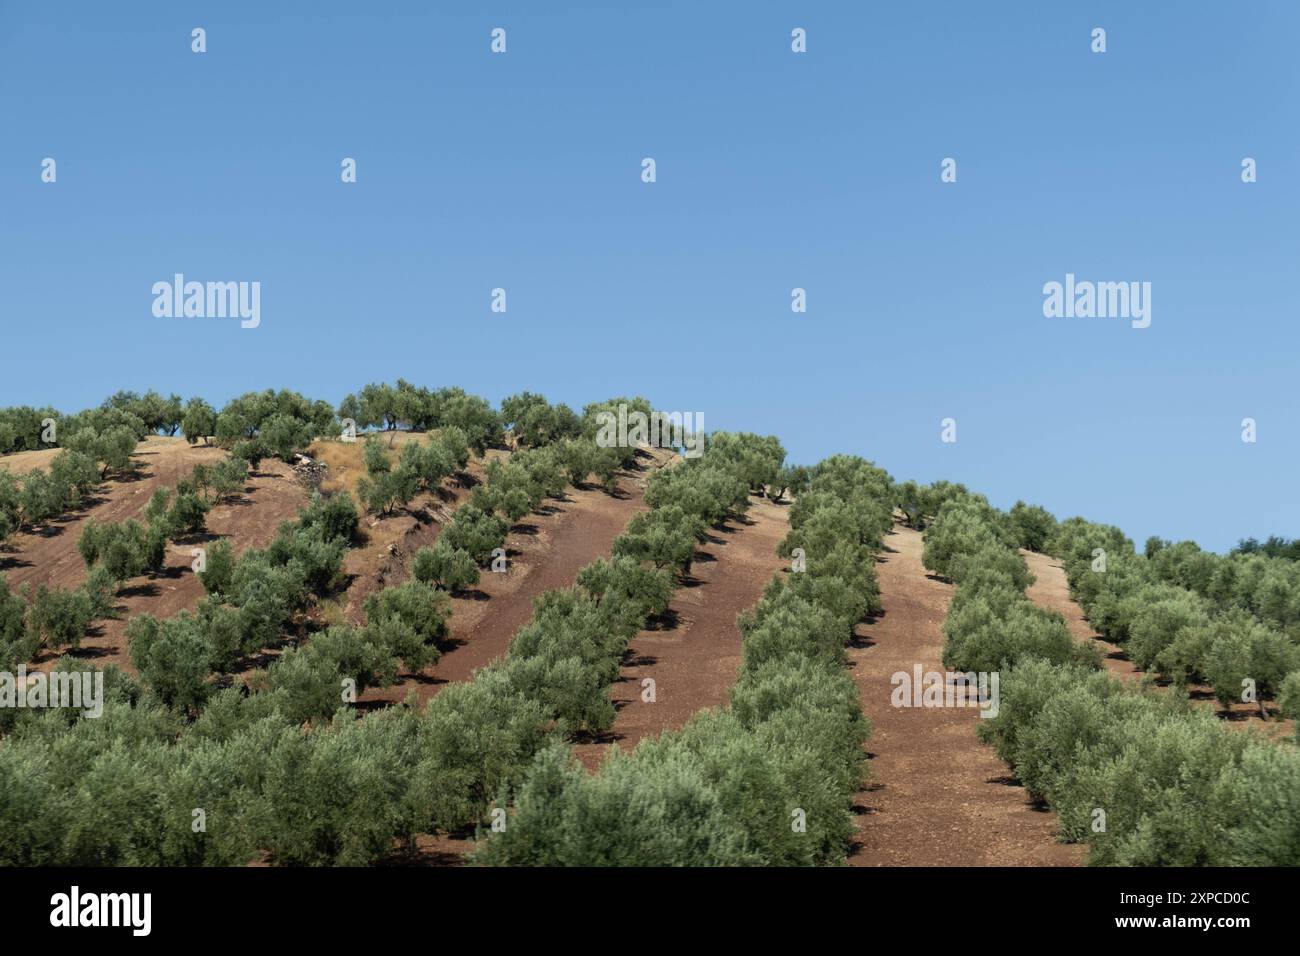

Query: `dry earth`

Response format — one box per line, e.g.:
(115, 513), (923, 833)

(409, 482), (788, 865)
(356, 448), (675, 710)
(1, 437), (308, 672)
(570, 493), (790, 769)
(847, 524), (1083, 866)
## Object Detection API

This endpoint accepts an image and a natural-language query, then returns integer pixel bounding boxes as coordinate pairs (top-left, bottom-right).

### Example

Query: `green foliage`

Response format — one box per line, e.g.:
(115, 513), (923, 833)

(1279, 670), (1300, 727)
(1213, 743), (1300, 865)
(577, 556), (673, 626)
(0, 574), (38, 669)
(495, 589), (630, 733)
(612, 507), (699, 572)
(1203, 620), (1299, 709)
(181, 397), (217, 444)
(263, 521), (348, 595)
(102, 390), (184, 436)
(77, 518), (166, 581)
(697, 432), (786, 493)
(943, 585), (1096, 673)
(258, 413), (314, 461)
(580, 396), (657, 468)
(976, 657), (1300, 865)
(65, 423), (138, 479)
(15, 471), (65, 528)
(472, 457), (540, 522)
(1, 450), (102, 534)
(144, 487), (172, 525)
(297, 491), (359, 544)
(441, 504), (509, 566)
(338, 382), (499, 452)
(198, 539), (236, 597)
(363, 579), (450, 671)
(126, 613), (215, 712)
(480, 448), (884, 865)
(0, 404), (60, 455)
(0, 472), (19, 541)
(474, 742), (762, 866)
(362, 434), (389, 474)
(166, 490), (210, 536)
(261, 626), (395, 724)
(1125, 590), (1211, 672)
(739, 587), (847, 670)
(47, 450), (100, 507)
(895, 479), (971, 530)
(25, 584), (93, 651)
(768, 464), (811, 502)
(230, 439), (264, 471)
(82, 565), (117, 620)
(356, 438), (418, 515)
(209, 456), (249, 502)
(214, 390), (333, 457)
(411, 542), (480, 593)
(501, 392), (582, 448)
(1007, 500), (1058, 552)
(258, 709), (415, 864)
(921, 496), (1015, 581)
(1234, 535), (1300, 561)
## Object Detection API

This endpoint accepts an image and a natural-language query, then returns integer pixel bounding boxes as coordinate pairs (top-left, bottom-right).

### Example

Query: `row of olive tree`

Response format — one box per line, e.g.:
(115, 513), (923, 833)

(922, 495), (1098, 675)
(0, 455), (252, 671)
(981, 653), (1300, 865)
(923, 496), (1300, 865)
(0, 390), (179, 457)
(475, 452), (888, 865)
(1143, 535), (1300, 633)
(0, 425), (786, 864)
(1052, 518), (1300, 715)
(120, 489), (362, 715)
(0, 450), (102, 544)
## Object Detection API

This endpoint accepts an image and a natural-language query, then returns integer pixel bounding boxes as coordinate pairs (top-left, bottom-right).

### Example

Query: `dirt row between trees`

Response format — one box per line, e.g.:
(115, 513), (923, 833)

(1, 437), (310, 672)
(570, 493), (791, 770)
(356, 450), (675, 710)
(410, 491), (790, 866)
(3, 432), (667, 684)
(847, 524), (1083, 866)
(1021, 550), (1294, 738)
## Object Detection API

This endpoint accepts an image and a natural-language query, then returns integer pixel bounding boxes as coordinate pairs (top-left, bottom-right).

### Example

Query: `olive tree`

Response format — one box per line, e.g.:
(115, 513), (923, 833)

(411, 542), (480, 593)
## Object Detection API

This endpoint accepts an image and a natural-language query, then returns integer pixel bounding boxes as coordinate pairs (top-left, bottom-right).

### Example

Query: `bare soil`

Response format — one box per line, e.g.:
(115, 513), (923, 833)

(355, 448), (676, 710)
(570, 493), (790, 770)
(846, 524), (1083, 866)
(1, 437), (309, 672)
(409, 486), (789, 865)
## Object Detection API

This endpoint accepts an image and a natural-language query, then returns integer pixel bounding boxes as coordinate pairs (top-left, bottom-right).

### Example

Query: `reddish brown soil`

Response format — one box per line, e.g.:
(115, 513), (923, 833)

(3, 438), (230, 593)
(1021, 550), (1294, 739)
(408, 487), (789, 865)
(847, 524), (1083, 866)
(1021, 550), (1142, 683)
(1, 437), (309, 672)
(356, 449), (675, 710)
(570, 494), (790, 770)
(335, 467), (486, 626)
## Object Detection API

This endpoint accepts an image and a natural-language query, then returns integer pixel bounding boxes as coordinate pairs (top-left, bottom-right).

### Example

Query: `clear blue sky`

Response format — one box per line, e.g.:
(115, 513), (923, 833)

(2, 2), (1296, 552)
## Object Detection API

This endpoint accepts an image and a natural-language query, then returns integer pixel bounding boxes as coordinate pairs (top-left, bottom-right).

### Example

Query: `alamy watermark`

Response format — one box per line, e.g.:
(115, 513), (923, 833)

(152, 274), (261, 328)
(1042, 273), (1150, 329)
(50, 886), (150, 936)
(0, 666), (103, 718)
(890, 664), (999, 718)
(595, 403), (705, 459)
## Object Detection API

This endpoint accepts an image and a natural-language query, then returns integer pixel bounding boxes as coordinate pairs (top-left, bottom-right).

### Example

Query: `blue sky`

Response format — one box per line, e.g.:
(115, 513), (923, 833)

(2, 2), (1296, 552)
